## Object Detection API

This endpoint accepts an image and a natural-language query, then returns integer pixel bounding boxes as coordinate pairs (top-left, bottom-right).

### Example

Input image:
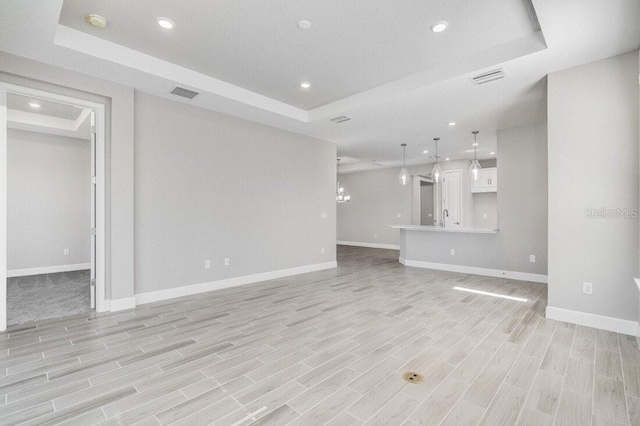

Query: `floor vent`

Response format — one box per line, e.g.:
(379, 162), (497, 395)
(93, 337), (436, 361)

(330, 115), (351, 124)
(170, 87), (200, 99)
(402, 372), (424, 384)
(471, 69), (506, 85)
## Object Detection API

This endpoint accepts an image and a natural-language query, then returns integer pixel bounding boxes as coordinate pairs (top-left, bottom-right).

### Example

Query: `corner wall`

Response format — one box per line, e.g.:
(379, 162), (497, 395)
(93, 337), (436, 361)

(548, 50), (639, 331)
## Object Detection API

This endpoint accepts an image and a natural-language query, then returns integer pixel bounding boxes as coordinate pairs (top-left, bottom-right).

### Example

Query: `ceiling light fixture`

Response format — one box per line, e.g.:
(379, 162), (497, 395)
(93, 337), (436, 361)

(300, 82), (311, 89)
(469, 131), (481, 181)
(157, 18), (175, 29)
(422, 150), (429, 154)
(28, 102), (41, 108)
(490, 151), (496, 155)
(297, 20), (312, 30)
(85, 14), (107, 28)
(445, 157), (450, 161)
(430, 21), (449, 33)
(336, 159), (351, 203)
(448, 122), (456, 126)
(431, 138), (442, 183)
(399, 144), (409, 186)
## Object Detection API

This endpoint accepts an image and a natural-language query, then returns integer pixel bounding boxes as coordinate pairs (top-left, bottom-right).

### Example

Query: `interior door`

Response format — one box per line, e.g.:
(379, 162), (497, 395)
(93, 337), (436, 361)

(89, 110), (96, 310)
(442, 170), (462, 229)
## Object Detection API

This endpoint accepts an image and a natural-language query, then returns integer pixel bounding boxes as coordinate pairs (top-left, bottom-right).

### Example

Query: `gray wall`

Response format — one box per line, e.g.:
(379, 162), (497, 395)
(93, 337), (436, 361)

(404, 123), (548, 276)
(7, 129), (90, 270)
(420, 183), (435, 225)
(337, 167), (412, 246)
(134, 92), (336, 294)
(0, 52), (135, 301)
(548, 51), (639, 321)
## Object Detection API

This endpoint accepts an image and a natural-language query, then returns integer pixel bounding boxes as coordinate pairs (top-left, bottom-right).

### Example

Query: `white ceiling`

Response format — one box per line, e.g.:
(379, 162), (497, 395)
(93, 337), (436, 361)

(59, 0), (541, 110)
(6, 93), (91, 140)
(0, 0), (639, 171)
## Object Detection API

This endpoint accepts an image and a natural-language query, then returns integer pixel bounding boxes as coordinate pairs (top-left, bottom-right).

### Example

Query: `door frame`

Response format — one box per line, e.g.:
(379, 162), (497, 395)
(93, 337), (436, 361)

(0, 83), (107, 331)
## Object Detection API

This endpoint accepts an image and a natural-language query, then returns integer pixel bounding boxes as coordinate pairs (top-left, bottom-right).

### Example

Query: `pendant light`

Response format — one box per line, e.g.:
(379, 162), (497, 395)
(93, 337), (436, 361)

(469, 131), (481, 181)
(336, 159), (351, 203)
(399, 143), (409, 186)
(431, 137), (442, 183)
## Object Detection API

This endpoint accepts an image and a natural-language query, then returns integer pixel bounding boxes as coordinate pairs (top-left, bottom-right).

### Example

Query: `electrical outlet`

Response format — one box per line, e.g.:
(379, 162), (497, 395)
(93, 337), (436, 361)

(205, 260), (211, 269)
(63, 249), (70, 256)
(374, 233), (378, 239)
(224, 258), (230, 266)
(397, 213), (401, 218)
(583, 282), (593, 295)
(530, 255), (536, 263)
(450, 249), (455, 256)
(320, 248), (325, 254)
(483, 213), (488, 219)
(320, 212), (328, 219)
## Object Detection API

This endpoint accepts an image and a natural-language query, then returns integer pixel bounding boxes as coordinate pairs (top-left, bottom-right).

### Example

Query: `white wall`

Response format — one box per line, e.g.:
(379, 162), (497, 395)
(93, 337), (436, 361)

(134, 92), (336, 295)
(7, 129), (90, 271)
(548, 50), (639, 323)
(337, 167), (412, 247)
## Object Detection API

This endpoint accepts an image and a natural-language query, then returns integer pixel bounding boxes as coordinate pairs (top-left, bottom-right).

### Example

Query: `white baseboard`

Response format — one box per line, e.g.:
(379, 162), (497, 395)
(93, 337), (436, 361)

(108, 297), (136, 312)
(546, 306), (640, 336)
(337, 241), (400, 250)
(401, 259), (548, 283)
(135, 261), (338, 306)
(7, 263), (91, 278)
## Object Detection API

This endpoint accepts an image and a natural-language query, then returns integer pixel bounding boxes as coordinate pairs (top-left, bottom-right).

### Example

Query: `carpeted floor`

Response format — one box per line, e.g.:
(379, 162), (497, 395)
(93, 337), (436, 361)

(7, 270), (91, 326)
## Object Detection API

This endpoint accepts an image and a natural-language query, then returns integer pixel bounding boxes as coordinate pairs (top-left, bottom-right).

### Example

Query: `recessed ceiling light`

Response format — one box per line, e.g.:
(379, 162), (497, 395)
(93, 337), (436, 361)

(445, 157), (450, 161)
(422, 150), (429, 154)
(430, 21), (449, 33)
(157, 18), (175, 29)
(472, 143), (478, 146)
(300, 82), (311, 89)
(85, 14), (107, 29)
(297, 20), (312, 30)
(490, 151), (496, 155)
(28, 102), (41, 108)
(448, 121), (456, 126)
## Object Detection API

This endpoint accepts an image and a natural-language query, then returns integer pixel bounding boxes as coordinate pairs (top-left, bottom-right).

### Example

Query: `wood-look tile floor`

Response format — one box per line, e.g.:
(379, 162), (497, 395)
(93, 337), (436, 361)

(1, 246), (639, 425)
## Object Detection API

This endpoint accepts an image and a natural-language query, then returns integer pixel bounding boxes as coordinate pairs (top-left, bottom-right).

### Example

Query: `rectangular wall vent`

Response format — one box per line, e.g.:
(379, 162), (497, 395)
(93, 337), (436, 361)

(170, 87), (200, 99)
(471, 69), (506, 85)
(330, 115), (351, 123)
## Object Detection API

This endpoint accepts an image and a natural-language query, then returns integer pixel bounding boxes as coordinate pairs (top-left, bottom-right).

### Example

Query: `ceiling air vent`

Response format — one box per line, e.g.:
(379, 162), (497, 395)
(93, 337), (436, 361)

(330, 115), (351, 124)
(170, 87), (199, 99)
(471, 69), (506, 85)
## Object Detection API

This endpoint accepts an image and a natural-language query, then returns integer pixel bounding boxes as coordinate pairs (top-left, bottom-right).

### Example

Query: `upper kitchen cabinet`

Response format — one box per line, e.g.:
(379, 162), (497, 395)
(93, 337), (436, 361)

(471, 167), (497, 193)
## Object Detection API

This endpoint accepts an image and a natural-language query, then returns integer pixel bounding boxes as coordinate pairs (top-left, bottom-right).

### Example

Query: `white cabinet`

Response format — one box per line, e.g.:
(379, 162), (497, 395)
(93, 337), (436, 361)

(471, 167), (497, 193)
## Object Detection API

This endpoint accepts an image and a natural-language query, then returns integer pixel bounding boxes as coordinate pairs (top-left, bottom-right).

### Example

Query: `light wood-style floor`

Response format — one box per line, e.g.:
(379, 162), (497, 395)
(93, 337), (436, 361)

(1, 246), (639, 425)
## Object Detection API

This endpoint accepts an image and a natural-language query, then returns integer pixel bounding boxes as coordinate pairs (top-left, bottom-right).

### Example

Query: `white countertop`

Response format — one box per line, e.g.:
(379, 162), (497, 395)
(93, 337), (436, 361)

(391, 225), (498, 234)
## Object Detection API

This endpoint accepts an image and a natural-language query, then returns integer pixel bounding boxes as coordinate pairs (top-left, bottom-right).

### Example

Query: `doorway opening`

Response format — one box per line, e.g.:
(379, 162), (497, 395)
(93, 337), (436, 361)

(0, 84), (106, 330)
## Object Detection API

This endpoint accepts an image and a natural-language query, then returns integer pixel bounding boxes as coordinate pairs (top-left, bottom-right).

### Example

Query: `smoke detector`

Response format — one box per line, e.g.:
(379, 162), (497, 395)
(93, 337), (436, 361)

(85, 14), (107, 29)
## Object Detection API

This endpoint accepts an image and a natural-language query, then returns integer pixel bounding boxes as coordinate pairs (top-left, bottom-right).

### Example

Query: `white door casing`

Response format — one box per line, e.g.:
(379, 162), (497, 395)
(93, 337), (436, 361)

(0, 83), (107, 331)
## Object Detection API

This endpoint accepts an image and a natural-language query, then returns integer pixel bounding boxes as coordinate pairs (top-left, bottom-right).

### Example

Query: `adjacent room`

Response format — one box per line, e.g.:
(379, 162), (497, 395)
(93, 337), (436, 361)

(0, 0), (639, 425)
(5, 93), (96, 325)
